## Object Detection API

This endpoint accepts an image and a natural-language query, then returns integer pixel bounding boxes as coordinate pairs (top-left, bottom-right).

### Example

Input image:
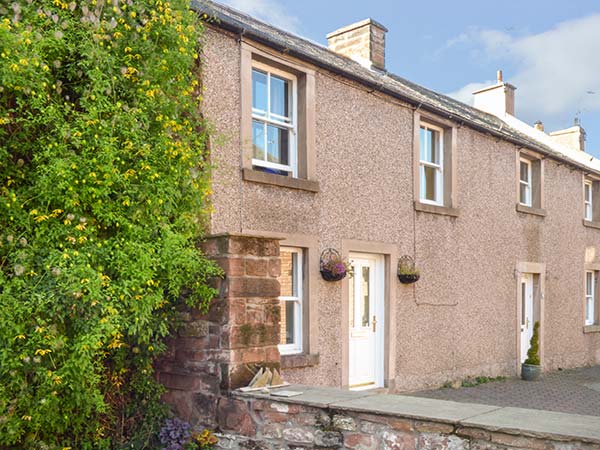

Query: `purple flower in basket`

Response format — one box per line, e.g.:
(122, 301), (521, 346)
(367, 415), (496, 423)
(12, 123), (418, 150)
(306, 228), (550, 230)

(332, 262), (346, 276)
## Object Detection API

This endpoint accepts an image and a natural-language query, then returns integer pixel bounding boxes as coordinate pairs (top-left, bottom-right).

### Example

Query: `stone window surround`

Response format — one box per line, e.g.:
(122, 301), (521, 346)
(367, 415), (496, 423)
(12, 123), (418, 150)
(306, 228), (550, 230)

(515, 262), (546, 374)
(340, 239), (398, 391)
(584, 262), (600, 333)
(240, 41), (318, 193)
(243, 229), (320, 369)
(515, 149), (546, 217)
(412, 111), (459, 217)
(583, 174), (600, 229)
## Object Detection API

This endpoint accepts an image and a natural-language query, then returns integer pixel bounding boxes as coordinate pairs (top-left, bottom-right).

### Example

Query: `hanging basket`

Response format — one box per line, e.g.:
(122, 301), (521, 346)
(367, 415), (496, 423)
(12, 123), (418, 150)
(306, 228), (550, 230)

(397, 255), (420, 284)
(320, 248), (350, 282)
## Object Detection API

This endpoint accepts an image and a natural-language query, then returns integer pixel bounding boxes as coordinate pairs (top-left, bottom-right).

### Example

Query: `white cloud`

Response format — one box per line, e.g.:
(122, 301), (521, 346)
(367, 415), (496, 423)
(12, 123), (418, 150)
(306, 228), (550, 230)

(220, 0), (301, 34)
(446, 81), (493, 105)
(446, 14), (600, 124)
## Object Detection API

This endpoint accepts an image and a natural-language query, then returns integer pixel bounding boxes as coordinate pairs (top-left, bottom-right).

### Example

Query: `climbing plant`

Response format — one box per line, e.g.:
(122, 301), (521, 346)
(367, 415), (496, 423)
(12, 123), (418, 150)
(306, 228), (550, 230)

(0, 0), (219, 448)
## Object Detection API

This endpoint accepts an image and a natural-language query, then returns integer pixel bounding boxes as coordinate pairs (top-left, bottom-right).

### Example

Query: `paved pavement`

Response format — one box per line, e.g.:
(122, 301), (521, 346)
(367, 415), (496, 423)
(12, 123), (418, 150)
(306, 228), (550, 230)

(410, 365), (600, 417)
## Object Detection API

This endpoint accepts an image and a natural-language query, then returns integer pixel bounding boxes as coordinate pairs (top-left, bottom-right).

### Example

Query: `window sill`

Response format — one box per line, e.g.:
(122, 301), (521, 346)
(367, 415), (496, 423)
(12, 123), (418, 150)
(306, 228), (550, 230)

(516, 204), (547, 217)
(242, 168), (319, 193)
(583, 324), (600, 334)
(583, 220), (600, 230)
(414, 201), (459, 217)
(281, 353), (319, 369)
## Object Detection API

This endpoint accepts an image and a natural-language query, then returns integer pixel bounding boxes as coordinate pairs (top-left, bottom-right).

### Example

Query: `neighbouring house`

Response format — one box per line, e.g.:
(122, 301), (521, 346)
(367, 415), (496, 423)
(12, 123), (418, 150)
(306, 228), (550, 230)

(157, 0), (600, 425)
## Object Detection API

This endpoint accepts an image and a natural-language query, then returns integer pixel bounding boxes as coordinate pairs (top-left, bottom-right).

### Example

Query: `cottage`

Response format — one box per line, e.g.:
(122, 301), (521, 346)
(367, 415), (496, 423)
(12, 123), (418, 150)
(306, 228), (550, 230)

(158, 0), (600, 424)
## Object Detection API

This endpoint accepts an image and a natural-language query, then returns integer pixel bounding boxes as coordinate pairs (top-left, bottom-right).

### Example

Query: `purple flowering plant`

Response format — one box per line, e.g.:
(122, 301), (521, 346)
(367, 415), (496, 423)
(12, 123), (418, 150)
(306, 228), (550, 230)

(321, 257), (353, 277)
(159, 418), (191, 450)
(158, 418), (218, 450)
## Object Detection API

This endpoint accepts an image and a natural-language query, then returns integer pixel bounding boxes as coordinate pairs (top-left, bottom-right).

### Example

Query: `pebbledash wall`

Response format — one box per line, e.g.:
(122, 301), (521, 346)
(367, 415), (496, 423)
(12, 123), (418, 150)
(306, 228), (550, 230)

(186, 4), (600, 401)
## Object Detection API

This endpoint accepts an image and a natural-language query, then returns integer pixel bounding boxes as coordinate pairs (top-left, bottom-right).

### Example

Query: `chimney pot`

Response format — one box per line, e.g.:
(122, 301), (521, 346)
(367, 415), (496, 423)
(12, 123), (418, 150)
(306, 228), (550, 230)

(327, 19), (388, 70)
(534, 121), (544, 132)
(472, 70), (516, 117)
(549, 123), (586, 152)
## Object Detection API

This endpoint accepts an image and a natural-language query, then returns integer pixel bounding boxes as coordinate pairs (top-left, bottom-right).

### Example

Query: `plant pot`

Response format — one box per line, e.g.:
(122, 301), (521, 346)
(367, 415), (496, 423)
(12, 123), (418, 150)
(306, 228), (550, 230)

(521, 363), (541, 381)
(398, 273), (420, 284)
(320, 269), (346, 282)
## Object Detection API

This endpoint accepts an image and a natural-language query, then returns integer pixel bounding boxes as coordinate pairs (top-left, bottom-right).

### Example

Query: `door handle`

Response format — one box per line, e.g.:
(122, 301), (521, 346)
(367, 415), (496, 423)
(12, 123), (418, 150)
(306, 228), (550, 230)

(372, 315), (377, 333)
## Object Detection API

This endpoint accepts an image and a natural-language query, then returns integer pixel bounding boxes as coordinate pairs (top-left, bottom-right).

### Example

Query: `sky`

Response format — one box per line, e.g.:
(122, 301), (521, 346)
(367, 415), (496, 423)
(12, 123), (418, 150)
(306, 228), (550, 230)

(220, 0), (600, 157)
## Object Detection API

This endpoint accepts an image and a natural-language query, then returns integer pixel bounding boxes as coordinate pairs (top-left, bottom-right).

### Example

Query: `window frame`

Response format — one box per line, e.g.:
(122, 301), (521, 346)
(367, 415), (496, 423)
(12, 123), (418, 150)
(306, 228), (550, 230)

(419, 122), (445, 206)
(519, 157), (533, 207)
(584, 179), (593, 222)
(251, 61), (298, 178)
(278, 246), (304, 355)
(585, 270), (596, 326)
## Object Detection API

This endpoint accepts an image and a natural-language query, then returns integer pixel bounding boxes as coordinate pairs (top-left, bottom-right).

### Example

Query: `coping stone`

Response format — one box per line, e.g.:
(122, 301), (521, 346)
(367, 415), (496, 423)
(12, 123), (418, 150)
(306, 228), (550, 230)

(330, 395), (500, 424)
(235, 385), (377, 408)
(461, 406), (600, 443)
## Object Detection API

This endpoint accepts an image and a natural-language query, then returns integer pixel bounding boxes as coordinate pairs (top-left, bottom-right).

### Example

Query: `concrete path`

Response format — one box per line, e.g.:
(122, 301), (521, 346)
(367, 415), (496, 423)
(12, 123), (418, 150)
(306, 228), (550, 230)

(411, 365), (600, 417)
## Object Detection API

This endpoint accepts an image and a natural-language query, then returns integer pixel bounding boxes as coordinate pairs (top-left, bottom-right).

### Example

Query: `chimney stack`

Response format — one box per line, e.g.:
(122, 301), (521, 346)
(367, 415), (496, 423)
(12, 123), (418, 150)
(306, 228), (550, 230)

(549, 119), (586, 152)
(472, 69), (516, 117)
(534, 121), (544, 132)
(327, 19), (388, 71)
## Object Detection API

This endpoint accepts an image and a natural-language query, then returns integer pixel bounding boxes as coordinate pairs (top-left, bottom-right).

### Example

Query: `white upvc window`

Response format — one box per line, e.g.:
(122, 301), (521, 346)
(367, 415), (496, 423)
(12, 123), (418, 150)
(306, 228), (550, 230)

(584, 180), (593, 221)
(278, 247), (303, 354)
(519, 158), (532, 206)
(586, 271), (596, 326)
(251, 62), (297, 177)
(419, 123), (444, 205)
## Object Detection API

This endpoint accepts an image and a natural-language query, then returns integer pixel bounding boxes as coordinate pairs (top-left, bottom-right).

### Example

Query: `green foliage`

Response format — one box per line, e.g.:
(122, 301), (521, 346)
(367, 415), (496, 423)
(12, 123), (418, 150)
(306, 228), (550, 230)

(0, 1), (220, 448)
(524, 321), (541, 366)
(398, 265), (420, 276)
(460, 375), (506, 388)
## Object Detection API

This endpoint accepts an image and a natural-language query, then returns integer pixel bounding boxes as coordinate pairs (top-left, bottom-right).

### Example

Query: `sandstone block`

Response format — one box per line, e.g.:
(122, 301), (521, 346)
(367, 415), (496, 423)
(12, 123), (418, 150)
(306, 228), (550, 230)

(333, 414), (357, 431)
(217, 397), (256, 437)
(282, 427), (314, 444)
(314, 430), (342, 447)
(382, 430), (416, 450)
(418, 433), (468, 450)
(245, 258), (268, 276)
(489, 432), (547, 449)
(158, 372), (201, 391)
(178, 320), (210, 338)
(414, 420), (455, 434)
(344, 432), (377, 449)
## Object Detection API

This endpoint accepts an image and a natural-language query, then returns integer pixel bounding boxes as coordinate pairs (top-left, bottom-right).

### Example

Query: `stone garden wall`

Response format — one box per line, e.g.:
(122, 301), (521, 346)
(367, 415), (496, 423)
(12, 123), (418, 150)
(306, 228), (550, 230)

(214, 395), (600, 450)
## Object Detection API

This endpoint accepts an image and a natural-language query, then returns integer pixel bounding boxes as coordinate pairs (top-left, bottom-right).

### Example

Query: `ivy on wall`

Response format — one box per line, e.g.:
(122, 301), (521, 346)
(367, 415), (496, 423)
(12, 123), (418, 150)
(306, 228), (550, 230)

(0, 1), (219, 448)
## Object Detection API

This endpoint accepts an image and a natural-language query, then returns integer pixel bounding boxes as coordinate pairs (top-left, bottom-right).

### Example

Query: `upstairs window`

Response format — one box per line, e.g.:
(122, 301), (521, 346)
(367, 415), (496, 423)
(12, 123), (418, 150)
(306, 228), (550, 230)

(585, 180), (593, 221)
(419, 123), (444, 205)
(519, 158), (532, 207)
(516, 152), (544, 215)
(251, 64), (297, 177)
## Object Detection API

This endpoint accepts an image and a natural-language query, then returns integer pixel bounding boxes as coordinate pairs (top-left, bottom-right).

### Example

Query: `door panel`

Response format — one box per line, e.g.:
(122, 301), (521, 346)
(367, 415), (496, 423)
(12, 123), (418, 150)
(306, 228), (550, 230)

(520, 274), (534, 363)
(349, 254), (384, 390)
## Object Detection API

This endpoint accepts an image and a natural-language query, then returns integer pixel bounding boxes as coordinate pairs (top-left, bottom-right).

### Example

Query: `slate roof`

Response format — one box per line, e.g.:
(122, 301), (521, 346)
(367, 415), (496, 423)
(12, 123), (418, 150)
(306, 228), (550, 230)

(192, 0), (600, 175)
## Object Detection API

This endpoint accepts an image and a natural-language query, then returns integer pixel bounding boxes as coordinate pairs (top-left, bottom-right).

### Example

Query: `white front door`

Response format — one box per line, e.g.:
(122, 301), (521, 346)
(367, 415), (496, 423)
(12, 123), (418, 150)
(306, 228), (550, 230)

(520, 273), (534, 363)
(348, 253), (384, 390)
